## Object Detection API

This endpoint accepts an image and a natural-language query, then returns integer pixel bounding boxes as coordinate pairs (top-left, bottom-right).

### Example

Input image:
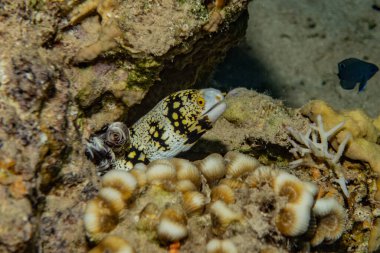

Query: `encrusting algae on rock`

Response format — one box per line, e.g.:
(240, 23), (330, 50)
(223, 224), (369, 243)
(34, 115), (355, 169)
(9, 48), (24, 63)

(67, 0), (249, 62)
(84, 151), (348, 252)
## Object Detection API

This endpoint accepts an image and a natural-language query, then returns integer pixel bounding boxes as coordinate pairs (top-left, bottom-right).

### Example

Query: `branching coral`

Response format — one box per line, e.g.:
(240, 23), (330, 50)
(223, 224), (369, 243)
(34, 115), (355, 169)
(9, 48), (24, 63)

(83, 151), (347, 252)
(300, 100), (380, 200)
(287, 114), (351, 197)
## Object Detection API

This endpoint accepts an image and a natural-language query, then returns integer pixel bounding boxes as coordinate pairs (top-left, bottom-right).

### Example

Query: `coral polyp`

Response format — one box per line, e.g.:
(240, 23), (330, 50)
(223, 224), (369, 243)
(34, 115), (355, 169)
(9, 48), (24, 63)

(88, 236), (135, 253)
(311, 197), (347, 246)
(225, 151), (261, 178)
(272, 172), (317, 236)
(206, 238), (238, 253)
(196, 153), (226, 183)
(210, 184), (235, 204)
(182, 191), (206, 215)
(157, 205), (188, 243)
(102, 170), (137, 201)
(83, 151), (347, 252)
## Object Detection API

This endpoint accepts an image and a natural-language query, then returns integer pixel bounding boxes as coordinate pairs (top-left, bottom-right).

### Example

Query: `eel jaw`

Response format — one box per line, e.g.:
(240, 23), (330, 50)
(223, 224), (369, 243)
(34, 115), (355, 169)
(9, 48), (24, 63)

(200, 88), (227, 123)
(203, 100), (227, 123)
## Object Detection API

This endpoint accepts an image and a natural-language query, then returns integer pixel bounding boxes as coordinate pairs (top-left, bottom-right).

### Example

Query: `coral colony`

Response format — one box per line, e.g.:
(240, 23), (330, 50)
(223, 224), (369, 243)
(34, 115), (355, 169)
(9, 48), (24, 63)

(84, 151), (346, 252)
(287, 114), (351, 197)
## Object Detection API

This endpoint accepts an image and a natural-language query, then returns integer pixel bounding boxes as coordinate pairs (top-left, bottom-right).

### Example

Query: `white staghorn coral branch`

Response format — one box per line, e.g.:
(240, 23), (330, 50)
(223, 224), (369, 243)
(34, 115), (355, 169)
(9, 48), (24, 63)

(332, 132), (352, 164)
(288, 138), (311, 158)
(289, 159), (305, 169)
(287, 115), (351, 197)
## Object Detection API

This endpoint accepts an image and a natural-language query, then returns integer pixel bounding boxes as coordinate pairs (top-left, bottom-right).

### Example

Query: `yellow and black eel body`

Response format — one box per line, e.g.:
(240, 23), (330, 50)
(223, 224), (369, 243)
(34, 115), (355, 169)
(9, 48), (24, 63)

(85, 88), (226, 174)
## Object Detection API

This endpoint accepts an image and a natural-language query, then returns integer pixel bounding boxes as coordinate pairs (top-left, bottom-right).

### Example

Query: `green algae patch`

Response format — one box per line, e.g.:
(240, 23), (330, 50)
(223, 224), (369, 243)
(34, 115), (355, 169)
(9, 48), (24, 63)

(127, 59), (163, 89)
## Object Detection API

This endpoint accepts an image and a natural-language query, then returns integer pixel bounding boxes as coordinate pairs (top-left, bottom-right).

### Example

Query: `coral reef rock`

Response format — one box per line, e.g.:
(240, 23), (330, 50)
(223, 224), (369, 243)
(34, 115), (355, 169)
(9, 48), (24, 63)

(0, 1), (249, 252)
(195, 88), (309, 159)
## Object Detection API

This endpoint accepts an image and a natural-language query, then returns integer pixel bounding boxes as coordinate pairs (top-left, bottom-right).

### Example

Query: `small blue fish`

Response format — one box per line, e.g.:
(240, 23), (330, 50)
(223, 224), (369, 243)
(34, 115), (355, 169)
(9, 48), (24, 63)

(337, 58), (378, 92)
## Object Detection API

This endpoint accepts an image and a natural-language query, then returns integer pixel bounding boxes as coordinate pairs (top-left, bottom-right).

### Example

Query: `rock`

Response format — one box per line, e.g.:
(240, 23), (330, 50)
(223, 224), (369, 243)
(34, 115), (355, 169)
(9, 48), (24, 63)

(0, 0), (250, 252)
(0, 186), (33, 252)
(194, 88), (309, 161)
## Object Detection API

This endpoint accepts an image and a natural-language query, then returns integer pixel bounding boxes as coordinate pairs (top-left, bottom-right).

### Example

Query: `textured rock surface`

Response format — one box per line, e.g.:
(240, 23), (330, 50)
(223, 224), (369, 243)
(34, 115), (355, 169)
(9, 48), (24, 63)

(0, 0), (249, 252)
(190, 88), (309, 162)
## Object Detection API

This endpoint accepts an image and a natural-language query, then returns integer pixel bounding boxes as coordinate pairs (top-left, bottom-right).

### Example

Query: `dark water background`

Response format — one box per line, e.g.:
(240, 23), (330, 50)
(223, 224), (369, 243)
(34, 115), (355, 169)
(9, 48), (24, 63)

(208, 0), (380, 117)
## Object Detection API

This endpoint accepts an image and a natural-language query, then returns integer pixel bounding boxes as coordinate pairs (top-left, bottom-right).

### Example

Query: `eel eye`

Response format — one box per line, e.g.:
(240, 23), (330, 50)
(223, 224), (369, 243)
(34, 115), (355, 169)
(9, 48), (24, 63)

(197, 97), (205, 106)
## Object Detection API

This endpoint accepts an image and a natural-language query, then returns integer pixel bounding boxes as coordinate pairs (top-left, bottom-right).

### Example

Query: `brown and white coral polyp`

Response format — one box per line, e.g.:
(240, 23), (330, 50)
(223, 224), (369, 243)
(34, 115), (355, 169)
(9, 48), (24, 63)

(171, 158), (201, 187)
(156, 205), (188, 243)
(211, 184), (235, 204)
(275, 203), (312, 237)
(175, 179), (198, 192)
(310, 197), (347, 246)
(182, 191), (206, 215)
(85, 170), (138, 242)
(210, 200), (243, 233)
(196, 153), (226, 183)
(146, 159), (176, 183)
(130, 163), (147, 187)
(272, 171), (317, 236)
(84, 197), (119, 242)
(206, 238), (238, 253)
(88, 235), (135, 253)
(273, 172), (317, 207)
(102, 170), (138, 201)
(225, 151), (261, 178)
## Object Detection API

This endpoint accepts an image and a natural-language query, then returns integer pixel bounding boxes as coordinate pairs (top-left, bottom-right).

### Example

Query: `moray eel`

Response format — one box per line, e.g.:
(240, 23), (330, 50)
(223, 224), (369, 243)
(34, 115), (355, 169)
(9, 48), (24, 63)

(85, 88), (226, 173)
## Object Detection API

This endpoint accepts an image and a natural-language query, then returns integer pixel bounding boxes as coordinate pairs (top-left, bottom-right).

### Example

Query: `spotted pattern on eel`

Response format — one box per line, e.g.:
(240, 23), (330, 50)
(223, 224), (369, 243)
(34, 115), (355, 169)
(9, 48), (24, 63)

(85, 88), (226, 173)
